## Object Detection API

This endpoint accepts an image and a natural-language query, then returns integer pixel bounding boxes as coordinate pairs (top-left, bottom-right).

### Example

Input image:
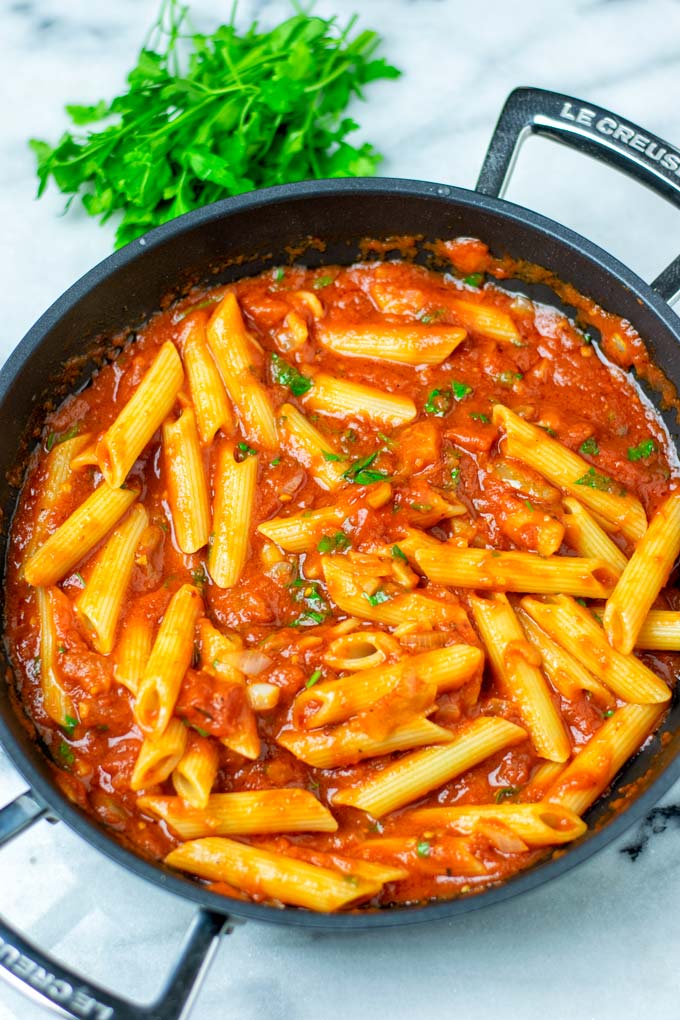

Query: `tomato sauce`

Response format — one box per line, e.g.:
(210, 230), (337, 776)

(4, 241), (678, 910)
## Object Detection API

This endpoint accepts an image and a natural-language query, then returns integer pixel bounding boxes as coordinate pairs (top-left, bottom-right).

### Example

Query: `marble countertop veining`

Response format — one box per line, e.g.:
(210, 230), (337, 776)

(2, 1), (680, 1018)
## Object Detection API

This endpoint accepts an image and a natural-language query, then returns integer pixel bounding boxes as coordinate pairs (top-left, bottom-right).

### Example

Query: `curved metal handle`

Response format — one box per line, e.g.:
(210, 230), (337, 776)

(476, 87), (680, 303)
(0, 791), (227, 1020)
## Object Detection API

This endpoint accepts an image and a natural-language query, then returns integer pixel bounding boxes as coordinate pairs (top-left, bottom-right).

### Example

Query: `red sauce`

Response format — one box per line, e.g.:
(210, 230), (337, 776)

(5, 245), (678, 911)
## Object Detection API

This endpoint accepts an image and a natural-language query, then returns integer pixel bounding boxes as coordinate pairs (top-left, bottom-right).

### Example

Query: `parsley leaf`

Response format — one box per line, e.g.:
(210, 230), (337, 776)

(56, 741), (75, 767)
(30, 6), (400, 249)
(574, 467), (614, 492)
(470, 412), (491, 424)
(463, 273), (484, 288)
(306, 668), (323, 688)
(317, 531), (350, 554)
(494, 786), (520, 803)
(63, 715), (78, 737)
(45, 424), (80, 452)
(451, 380), (472, 400)
(423, 388), (452, 416)
(628, 439), (656, 461)
(322, 450), (342, 462)
(579, 437), (600, 456)
(270, 353), (313, 396)
(363, 589), (390, 606)
(416, 839), (431, 857)
(342, 451), (390, 485)
(313, 275), (334, 289)
(391, 545), (407, 561)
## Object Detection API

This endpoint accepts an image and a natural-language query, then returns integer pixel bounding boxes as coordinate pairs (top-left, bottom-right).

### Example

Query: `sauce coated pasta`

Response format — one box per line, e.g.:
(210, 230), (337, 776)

(6, 241), (679, 912)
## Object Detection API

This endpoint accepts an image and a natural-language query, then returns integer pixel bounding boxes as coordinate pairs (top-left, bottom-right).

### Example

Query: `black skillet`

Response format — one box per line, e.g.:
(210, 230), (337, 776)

(1, 88), (680, 1020)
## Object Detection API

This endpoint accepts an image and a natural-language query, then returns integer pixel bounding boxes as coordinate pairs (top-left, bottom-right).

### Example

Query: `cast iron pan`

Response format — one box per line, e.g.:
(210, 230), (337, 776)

(1, 88), (680, 1020)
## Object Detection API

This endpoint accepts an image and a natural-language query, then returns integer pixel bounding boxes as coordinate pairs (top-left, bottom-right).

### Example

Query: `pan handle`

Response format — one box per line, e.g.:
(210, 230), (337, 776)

(0, 790), (227, 1020)
(476, 87), (680, 303)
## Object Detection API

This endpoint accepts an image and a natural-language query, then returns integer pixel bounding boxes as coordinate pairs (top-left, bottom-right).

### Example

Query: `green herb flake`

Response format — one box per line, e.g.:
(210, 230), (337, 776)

(409, 502), (433, 513)
(342, 451), (390, 486)
(463, 273), (484, 288)
(450, 467), (460, 484)
(322, 450), (342, 462)
(392, 545), (407, 561)
(270, 353), (313, 397)
(363, 589), (390, 607)
(539, 425), (558, 437)
(416, 840), (431, 857)
(45, 423), (80, 452)
(317, 531), (350, 554)
(270, 457), (281, 467)
(191, 567), (208, 590)
(313, 275), (334, 290)
(74, 572), (86, 588)
(627, 439), (656, 461)
(423, 388), (452, 416)
(603, 709), (616, 718)
(524, 500), (534, 512)
(57, 645), (67, 655)
(191, 723), (210, 738)
(575, 598), (588, 607)
(574, 467), (614, 492)
(292, 609), (326, 626)
(420, 308), (446, 324)
(451, 380), (473, 400)
(469, 412), (491, 424)
(273, 267), (285, 282)
(63, 715), (78, 737)
(579, 437), (600, 457)
(57, 740), (75, 767)
(496, 371), (523, 386)
(494, 786), (520, 803)
(236, 440), (258, 458)
(306, 668), (323, 688)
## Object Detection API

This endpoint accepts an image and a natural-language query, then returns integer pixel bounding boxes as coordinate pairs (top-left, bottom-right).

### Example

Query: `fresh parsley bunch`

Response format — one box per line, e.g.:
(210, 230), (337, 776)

(30, 1), (400, 248)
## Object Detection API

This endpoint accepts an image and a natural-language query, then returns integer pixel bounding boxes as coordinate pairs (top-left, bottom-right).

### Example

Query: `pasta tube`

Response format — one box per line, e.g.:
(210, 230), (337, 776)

(172, 734), (219, 810)
(164, 837), (391, 911)
(317, 321), (467, 366)
(24, 484), (138, 587)
(114, 614), (154, 695)
(97, 341), (184, 487)
(562, 497), (628, 574)
(139, 789), (338, 837)
(520, 595), (670, 704)
(470, 594), (570, 762)
(636, 611), (680, 650)
(134, 584), (203, 737)
(21, 433), (91, 566)
(181, 311), (233, 443)
(545, 703), (665, 815)
(37, 586), (75, 726)
(278, 403), (345, 491)
(414, 544), (617, 598)
(258, 484), (391, 553)
(603, 490), (680, 654)
(493, 405), (647, 542)
(302, 373), (417, 426)
(332, 717), (527, 817)
(75, 504), (148, 654)
(162, 407), (211, 554)
(408, 803), (586, 846)
(208, 441), (258, 588)
(207, 292), (277, 449)
(278, 716), (453, 768)
(130, 718), (188, 792)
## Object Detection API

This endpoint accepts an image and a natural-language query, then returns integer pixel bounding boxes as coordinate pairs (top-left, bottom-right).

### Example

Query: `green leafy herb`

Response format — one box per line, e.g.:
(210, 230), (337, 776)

(74, 572), (86, 588)
(539, 425), (557, 437)
(191, 566), (208, 590)
(420, 308), (446, 324)
(627, 438), (656, 461)
(391, 544), (407, 561)
(524, 499), (534, 512)
(63, 715), (78, 737)
(313, 275), (334, 289)
(582, 331), (592, 345)
(270, 456), (281, 467)
(603, 708), (616, 718)
(496, 371), (523, 386)
(575, 598), (588, 607)
(451, 380), (472, 400)
(57, 740), (75, 767)
(322, 450), (342, 462)
(409, 502), (433, 512)
(494, 786), (520, 803)
(574, 467), (614, 492)
(273, 267), (285, 282)
(317, 531), (350, 554)
(450, 467), (460, 484)
(292, 609), (326, 626)
(57, 645), (67, 655)
(423, 388), (452, 416)
(30, 4), (400, 249)
(235, 440), (257, 459)
(363, 589), (390, 606)
(270, 353), (313, 396)
(45, 424), (80, 452)
(306, 668), (323, 688)
(416, 840), (431, 857)
(463, 272), (484, 288)
(469, 412), (490, 424)
(579, 437), (600, 456)
(342, 451), (389, 485)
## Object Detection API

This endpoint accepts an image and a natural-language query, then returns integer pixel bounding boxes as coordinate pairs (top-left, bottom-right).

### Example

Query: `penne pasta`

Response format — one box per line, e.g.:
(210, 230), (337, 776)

(278, 716), (453, 768)
(97, 341), (184, 487)
(636, 610), (680, 650)
(37, 586), (75, 727)
(520, 761), (567, 801)
(545, 703), (665, 815)
(113, 614), (154, 695)
(134, 584), (203, 737)
(164, 837), (391, 911)
(520, 595), (671, 704)
(333, 717), (527, 817)
(603, 490), (680, 654)
(277, 403), (345, 491)
(181, 311), (234, 444)
(356, 835), (487, 877)
(470, 594), (570, 762)
(516, 606), (615, 709)
(162, 407), (211, 554)
(414, 543), (618, 598)
(302, 372), (417, 427)
(443, 298), (521, 344)
(197, 619), (261, 760)
(258, 484), (391, 553)
(208, 441), (258, 589)
(139, 789), (337, 837)
(562, 497), (628, 574)
(172, 733), (219, 810)
(22, 434), (91, 566)
(207, 292), (277, 448)
(130, 718), (188, 792)
(24, 484), (138, 588)
(293, 644), (483, 730)
(316, 321), (467, 366)
(492, 405), (647, 542)
(75, 504), (148, 654)
(407, 802), (586, 846)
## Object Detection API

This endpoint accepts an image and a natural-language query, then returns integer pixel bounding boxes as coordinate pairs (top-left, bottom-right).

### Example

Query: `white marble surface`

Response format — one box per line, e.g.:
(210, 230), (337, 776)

(2, 0), (680, 1017)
